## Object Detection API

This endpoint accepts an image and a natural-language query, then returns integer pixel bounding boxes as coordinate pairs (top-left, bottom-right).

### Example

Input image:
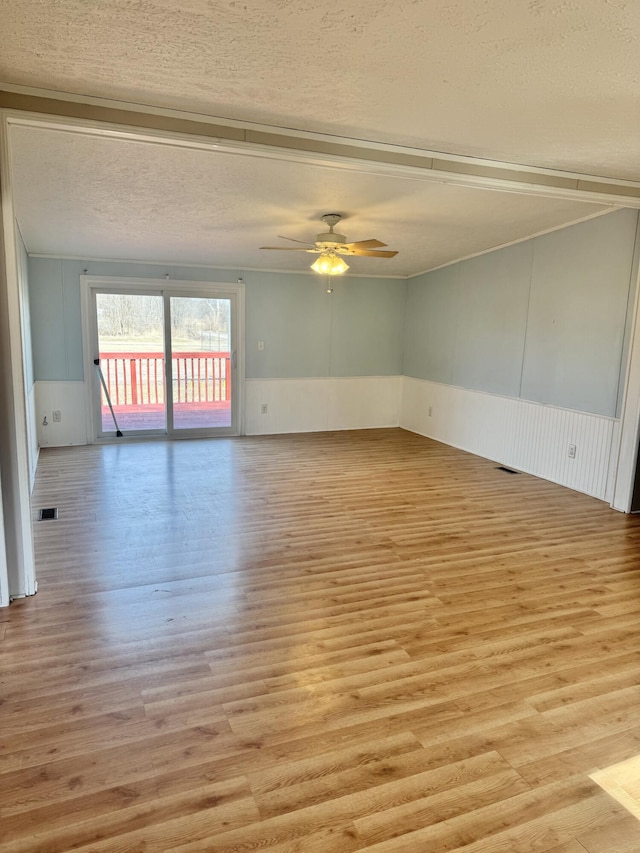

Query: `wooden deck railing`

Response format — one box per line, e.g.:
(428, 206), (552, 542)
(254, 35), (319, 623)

(99, 352), (231, 407)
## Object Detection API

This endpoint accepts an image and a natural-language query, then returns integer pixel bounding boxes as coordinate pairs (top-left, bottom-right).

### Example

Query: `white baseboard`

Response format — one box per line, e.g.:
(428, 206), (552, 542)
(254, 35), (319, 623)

(401, 376), (618, 501)
(244, 376), (402, 435)
(35, 381), (88, 447)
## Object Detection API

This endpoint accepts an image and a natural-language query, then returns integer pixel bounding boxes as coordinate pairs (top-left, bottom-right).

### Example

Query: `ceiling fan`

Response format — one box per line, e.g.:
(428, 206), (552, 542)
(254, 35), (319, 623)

(260, 214), (398, 275)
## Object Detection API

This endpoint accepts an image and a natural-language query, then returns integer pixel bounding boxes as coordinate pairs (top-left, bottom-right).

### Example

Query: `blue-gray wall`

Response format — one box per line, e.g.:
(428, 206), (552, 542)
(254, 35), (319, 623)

(403, 209), (640, 418)
(28, 209), (640, 419)
(27, 259), (406, 381)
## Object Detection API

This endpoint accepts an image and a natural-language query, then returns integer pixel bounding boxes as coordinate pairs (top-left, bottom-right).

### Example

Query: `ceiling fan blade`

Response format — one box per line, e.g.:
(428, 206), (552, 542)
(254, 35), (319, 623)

(259, 246), (316, 252)
(277, 235), (316, 246)
(341, 239), (387, 250)
(347, 249), (398, 258)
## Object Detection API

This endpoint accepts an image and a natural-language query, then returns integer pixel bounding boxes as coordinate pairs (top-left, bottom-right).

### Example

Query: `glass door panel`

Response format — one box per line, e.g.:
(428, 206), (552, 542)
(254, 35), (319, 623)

(96, 292), (166, 434)
(169, 296), (232, 431)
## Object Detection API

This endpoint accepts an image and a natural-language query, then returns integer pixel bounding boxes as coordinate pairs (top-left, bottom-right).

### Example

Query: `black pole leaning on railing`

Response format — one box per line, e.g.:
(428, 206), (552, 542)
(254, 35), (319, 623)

(94, 358), (123, 437)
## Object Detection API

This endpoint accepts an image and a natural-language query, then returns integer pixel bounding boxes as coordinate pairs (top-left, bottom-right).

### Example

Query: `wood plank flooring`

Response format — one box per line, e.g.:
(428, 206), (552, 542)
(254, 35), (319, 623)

(2, 428), (640, 851)
(591, 755), (640, 822)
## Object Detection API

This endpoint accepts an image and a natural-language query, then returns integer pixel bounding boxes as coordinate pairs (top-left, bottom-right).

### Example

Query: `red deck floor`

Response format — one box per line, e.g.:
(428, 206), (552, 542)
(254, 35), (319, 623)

(102, 403), (231, 432)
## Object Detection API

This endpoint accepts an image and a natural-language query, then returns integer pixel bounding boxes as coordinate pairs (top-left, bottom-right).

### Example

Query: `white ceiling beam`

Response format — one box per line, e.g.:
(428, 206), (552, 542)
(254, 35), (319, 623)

(2, 86), (640, 209)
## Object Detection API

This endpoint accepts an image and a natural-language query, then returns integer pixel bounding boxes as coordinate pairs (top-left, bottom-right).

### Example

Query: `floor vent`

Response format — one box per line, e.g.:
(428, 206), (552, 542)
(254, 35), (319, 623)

(39, 507), (58, 520)
(495, 466), (519, 474)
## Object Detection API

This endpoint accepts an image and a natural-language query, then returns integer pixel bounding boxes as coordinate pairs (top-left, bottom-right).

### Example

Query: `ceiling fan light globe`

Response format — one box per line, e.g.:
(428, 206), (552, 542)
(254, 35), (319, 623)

(311, 252), (349, 275)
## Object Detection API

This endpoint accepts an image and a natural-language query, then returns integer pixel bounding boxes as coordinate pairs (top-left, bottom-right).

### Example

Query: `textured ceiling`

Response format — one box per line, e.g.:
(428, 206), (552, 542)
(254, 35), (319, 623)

(10, 126), (608, 276)
(1, 1), (637, 272)
(1, 0), (640, 179)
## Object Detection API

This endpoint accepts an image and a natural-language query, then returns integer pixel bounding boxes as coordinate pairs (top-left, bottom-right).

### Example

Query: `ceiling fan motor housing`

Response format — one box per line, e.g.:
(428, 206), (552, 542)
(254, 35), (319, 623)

(316, 232), (347, 247)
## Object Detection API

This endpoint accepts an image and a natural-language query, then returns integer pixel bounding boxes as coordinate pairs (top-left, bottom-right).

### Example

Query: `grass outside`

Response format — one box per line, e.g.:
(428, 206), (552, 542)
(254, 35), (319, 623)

(99, 336), (229, 353)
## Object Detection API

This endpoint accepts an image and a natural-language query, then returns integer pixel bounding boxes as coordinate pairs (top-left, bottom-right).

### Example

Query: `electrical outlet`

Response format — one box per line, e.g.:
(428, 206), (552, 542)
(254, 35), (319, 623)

(260, 404), (268, 414)
(568, 444), (576, 458)
(428, 406), (433, 417)
(258, 341), (265, 351)
(52, 410), (62, 422)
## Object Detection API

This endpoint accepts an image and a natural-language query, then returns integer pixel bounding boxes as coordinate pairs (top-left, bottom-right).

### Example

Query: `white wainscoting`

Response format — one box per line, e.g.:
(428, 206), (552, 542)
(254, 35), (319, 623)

(35, 381), (88, 447)
(245, 376), (402, 435)
(31, 375), (620, 503)
(401, 377), (619, 502)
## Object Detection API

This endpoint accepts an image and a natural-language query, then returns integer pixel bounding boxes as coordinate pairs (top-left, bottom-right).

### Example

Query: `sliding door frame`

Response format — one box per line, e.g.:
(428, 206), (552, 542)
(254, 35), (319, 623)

(81, 275), (245, 442)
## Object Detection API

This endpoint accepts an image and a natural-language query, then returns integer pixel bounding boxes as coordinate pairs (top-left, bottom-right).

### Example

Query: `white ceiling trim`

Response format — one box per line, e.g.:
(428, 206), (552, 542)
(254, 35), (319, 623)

(3, 81), (640, 185)
(4, 98), (640, 209)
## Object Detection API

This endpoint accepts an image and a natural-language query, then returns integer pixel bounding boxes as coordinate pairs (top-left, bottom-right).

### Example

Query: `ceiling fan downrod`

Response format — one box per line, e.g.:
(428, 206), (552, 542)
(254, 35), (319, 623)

(316, 213), (346, 247)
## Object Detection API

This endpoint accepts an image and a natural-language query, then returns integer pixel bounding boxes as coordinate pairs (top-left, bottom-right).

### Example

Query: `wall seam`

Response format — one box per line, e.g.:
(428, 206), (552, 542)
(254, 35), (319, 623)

(60, 259), (70, 379)
(518, 239), (536, 400)
(400, 276), (410, 377)
(614, 211), (640, 419)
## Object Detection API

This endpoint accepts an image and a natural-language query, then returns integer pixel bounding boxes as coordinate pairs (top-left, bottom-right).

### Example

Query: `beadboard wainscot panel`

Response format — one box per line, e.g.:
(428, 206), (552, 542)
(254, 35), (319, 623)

(327, 376), (402, 431)
(35, 381), (88, 447)
(401, 376), (618, 501)
(245, 376), (402, 435)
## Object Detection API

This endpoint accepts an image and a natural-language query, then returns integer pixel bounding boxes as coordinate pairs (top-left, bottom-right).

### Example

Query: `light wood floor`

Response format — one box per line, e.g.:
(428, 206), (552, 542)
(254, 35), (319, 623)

(2, 428), (640, 851)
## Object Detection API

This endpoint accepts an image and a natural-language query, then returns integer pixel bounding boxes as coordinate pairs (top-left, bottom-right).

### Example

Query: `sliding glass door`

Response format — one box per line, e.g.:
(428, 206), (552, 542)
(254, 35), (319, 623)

(169, 296), (232, 431)
(90, 283), (239, 439)
(95, 291), (167, 435)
